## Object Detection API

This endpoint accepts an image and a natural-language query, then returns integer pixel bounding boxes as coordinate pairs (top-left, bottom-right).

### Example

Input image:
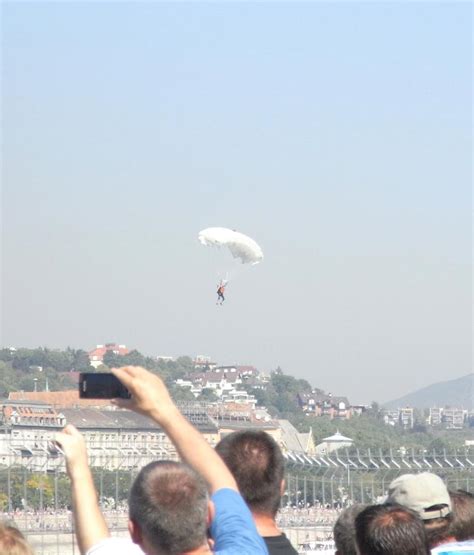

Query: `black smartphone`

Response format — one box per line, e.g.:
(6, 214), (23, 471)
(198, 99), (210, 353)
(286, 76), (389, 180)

(79, 373), (131, 399)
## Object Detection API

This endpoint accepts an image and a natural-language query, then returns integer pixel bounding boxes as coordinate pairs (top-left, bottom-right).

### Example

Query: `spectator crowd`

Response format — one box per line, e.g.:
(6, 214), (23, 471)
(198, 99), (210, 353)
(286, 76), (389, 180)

(1, 366), (473, 555)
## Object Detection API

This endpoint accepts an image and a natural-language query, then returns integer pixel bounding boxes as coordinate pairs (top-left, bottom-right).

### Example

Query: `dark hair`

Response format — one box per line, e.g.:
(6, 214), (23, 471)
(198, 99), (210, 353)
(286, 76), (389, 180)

(355, 503), (430, 555)
(423, 507), (453, 548)
(215, 430), (284, 516)
(449, 490), (474, 541)
(129, 461), (209, 555)
(0, 523), (34, 555)
(333, 504), (368, 555)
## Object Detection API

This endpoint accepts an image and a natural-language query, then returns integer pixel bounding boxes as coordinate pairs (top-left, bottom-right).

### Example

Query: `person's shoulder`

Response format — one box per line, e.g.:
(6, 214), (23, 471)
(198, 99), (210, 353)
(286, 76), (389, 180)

(431, 540), (474, 554)
(211, 489), (268, 554)
(86, 538), (145, 555)
(263, 533), (299, 555)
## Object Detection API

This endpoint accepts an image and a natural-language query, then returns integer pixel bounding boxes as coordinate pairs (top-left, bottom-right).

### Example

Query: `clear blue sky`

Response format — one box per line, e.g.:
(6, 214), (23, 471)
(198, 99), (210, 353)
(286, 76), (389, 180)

(2, 2), (472, 403)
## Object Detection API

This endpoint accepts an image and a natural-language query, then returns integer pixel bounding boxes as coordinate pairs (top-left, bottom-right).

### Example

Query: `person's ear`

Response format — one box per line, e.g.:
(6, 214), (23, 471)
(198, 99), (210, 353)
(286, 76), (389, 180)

(280, 479), (286, 496)
(128, 519), (143, 545)
(206, 500), (216, 549)
(207, 499), (216, 527)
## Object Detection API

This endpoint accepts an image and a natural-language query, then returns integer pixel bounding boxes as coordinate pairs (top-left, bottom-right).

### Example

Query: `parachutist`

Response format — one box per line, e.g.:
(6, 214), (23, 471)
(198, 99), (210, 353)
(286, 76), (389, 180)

(197, 228), (263, 305)
(217, 281), (226, 305)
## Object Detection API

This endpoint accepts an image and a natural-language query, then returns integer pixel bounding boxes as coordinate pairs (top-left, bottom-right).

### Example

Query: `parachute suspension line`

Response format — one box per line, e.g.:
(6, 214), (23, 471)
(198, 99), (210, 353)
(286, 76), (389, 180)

(215, 270), (230, 287)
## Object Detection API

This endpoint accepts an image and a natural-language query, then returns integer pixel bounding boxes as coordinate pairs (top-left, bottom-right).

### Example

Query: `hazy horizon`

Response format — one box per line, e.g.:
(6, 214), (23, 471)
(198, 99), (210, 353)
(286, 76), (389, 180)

(2, 2), (472, 405)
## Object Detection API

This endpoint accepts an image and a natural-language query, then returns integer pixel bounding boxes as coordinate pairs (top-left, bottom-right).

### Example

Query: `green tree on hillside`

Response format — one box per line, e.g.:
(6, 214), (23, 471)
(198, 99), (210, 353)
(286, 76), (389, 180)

(70, 349), (92, 371)
(198, 388), (219, 402)
(242, 368), (312, 416)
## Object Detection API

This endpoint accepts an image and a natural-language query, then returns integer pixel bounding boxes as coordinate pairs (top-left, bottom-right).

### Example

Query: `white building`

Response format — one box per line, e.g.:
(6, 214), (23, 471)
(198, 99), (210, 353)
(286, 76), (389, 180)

(315, 431), (353, 454)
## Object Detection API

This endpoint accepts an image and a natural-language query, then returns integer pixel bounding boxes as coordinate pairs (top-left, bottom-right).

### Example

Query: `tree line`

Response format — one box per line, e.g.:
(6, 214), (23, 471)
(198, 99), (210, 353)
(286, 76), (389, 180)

(0, 347), (471, 452)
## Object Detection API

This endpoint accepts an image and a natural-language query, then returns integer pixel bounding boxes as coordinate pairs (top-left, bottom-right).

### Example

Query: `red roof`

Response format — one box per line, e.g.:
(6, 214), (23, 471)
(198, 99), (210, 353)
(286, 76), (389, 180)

(88, 344), (129, 361)
(8, 390), (112, 408)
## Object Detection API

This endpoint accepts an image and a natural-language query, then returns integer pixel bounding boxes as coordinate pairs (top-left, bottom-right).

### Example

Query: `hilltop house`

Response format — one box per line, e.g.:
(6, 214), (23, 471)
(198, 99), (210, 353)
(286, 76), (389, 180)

(297, 392), (352, 419)
(88, 344), (129, 368)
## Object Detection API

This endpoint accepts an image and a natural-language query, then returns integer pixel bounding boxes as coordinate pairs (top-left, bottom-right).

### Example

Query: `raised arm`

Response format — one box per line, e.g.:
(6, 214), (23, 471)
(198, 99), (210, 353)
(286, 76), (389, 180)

(54, 425), (109, 555)
(111, 366), (238, 494)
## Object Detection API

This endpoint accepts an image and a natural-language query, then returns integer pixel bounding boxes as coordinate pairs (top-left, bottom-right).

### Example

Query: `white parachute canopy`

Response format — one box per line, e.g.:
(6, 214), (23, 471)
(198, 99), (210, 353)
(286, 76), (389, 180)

(198, 227), (263, 265)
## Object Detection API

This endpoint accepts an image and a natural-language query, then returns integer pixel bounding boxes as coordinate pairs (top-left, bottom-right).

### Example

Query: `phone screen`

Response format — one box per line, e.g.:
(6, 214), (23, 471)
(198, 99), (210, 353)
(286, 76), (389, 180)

(79, 373), (131, 399)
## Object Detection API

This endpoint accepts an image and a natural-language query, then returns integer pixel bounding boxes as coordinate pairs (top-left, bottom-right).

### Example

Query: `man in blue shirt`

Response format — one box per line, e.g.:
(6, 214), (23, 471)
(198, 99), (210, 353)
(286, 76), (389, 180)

(216, 430), (298, 555)
(55, 366), (268, 555)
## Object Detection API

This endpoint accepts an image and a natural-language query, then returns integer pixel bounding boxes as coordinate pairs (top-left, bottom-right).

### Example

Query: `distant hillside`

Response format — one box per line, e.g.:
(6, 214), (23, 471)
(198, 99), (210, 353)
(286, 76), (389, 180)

(384, 374), (474, 410)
